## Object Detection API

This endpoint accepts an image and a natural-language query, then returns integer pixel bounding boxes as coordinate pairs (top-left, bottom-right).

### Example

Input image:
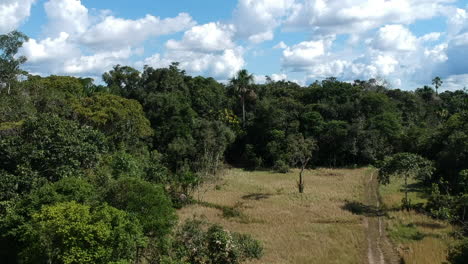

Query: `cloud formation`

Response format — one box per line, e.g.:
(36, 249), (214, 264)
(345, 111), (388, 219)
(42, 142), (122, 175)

(5, 0), (468, 89)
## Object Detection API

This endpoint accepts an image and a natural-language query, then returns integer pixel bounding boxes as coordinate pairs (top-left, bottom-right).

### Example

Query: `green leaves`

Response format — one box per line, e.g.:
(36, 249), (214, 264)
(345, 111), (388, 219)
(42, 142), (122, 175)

(378, 152), (434, 185)
(21, 201), (144, 264)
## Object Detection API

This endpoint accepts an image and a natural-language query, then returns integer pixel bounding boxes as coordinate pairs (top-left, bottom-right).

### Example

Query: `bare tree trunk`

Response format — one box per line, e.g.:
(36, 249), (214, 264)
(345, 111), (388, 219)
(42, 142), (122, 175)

(404, 174), (409, 211)
(298, 166), (305, 193)
(241, 96), (245, 127)
(7, 82), (10, 95)
(298, 158), (309, 193)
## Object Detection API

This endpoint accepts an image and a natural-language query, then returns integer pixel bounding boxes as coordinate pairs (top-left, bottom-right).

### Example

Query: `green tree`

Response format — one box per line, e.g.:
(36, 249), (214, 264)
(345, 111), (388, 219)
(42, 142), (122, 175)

(287, 134), (317, 193)
(0, 31), (28, 94)
(432, 76), (443, 95)
(71, 93), (153, 150)
(20, 201), (145, 264)
(230, 69), (254, 127)
(379, 153), (434, 210)
(0, 114), (107, 195)
(106, 177), (176, 237)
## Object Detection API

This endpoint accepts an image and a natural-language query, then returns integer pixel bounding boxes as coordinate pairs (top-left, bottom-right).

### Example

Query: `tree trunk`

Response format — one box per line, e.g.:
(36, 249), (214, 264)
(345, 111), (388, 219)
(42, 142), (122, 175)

(7, 82), (10, 95)
(298, 166), (304, 193)
(404, 174), (409, 211)
(241, 96), (245, 127)
(298, 158), (309, 193)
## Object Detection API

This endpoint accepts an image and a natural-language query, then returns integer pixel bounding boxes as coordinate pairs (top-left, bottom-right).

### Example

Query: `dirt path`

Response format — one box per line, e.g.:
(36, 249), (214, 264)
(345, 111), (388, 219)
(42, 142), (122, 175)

(364, 171), (400, 264)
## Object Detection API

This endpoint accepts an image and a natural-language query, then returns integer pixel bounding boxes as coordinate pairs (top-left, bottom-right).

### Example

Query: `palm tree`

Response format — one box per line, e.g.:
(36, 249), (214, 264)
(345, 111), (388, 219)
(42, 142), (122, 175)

(432, 76), (443, 95)
(230, 69), (254, 127)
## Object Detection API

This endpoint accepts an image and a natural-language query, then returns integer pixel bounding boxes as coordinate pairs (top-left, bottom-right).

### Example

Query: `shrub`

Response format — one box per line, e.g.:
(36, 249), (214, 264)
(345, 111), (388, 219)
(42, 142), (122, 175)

(273, 160), (289, 173)
(448, 238), (468, 264)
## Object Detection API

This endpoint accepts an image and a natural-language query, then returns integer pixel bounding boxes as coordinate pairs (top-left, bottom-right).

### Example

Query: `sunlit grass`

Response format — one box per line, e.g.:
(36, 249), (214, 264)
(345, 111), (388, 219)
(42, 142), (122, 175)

(178, 168), (368, 264)
(380, 177), (456, 264)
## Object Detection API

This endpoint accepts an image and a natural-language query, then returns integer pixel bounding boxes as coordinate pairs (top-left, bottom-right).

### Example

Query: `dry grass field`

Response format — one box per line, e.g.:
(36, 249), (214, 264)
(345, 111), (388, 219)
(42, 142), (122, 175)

(380, 178), (456, 264)
(178, 168), (370, 264)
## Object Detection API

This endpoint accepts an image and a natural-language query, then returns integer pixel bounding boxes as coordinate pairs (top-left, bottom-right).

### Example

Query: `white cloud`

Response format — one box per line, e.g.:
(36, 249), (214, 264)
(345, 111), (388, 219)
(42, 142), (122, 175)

(274, 41), (288, 49)
(419, 32), (442, 42)
(0, 0), (36, 34)
(443, 74), (468, 91)
(21, 32), (78, 63)
(63, 47), (135, 75)
(233, 0), (295, 43)
(166, 22), (235, 52)
(44, 0), (89, 36)
(254, 73), (287, 84)
(19, 0), (195, 77)
(139, 48), (245, 79)
(285, 0), (453, 35)
(371, 25), (417, 52)
(81, 13), (195, 50)
(281, 38), (333, 70)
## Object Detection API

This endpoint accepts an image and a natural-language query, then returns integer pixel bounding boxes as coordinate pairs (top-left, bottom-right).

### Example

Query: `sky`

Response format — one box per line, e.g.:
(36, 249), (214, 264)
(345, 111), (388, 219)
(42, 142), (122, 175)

(2, 0), (468, 90)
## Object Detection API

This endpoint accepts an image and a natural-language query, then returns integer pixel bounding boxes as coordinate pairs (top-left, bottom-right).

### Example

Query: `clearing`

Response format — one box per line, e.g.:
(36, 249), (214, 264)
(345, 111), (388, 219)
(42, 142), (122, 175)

(179, 168), (389, 264)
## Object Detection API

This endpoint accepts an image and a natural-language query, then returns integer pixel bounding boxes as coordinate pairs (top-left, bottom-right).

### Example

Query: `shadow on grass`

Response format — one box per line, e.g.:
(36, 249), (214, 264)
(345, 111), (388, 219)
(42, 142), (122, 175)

(342, 200), (387, 217)
(242, 193), (272, 201)
(414, 221), (446, 229)
(195, 200), (243, 218)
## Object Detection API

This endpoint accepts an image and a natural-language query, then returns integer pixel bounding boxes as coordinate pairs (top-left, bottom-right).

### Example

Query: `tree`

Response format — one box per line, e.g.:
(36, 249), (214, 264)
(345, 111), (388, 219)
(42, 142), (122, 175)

(102, 65), (141, 96)
(106, 177), (177, 237)
(0, 114), (107, 194)
(432, 76), (443, 95)
(0, 31), (28, 94)
(287, 134), (317, 193)
(230, 69), (254, 127)
(20, 201), (145, 264)
(71, 93), (153, 150)
(379, 153), (434, 210)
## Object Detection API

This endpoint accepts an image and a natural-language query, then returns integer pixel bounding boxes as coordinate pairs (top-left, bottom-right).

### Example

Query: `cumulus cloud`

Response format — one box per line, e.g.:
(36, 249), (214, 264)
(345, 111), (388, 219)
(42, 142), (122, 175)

(139, 48), (245, 79)
(21, 32), (79, 63)
(18, 0), (195, 76)
(285, 0), (452, 35)
(371, 25), (417, 52)
(280, 37), (334, 71)
(81, 13), (195, 50)
(0, 0), (36, 34)
(63, 48), (136, 75)
(44, 0), (89, 36)
(233, 0), (295, 43)
(166, 22), (235, 52)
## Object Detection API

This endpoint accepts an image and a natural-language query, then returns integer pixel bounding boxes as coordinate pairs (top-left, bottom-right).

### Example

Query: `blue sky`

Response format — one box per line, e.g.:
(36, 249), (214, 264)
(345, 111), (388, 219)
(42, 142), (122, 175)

(2, 0), (468, 90)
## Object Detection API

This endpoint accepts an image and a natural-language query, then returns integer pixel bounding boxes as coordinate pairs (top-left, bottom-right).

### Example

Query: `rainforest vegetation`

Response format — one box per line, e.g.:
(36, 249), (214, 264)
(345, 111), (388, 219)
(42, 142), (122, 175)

(0, 31), (467, 263)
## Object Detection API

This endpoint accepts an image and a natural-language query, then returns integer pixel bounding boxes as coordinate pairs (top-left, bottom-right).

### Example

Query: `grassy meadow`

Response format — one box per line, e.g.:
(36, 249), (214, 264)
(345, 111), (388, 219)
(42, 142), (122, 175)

(178, 168), (370, 264)
(380, 177), (457, 264)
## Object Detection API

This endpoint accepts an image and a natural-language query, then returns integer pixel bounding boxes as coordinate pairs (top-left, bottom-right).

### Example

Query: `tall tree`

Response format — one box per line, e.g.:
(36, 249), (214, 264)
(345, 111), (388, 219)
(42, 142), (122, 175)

(230, 69), (254, 127)
(0, 31), (28, 94)
(432, 76), (443, 95)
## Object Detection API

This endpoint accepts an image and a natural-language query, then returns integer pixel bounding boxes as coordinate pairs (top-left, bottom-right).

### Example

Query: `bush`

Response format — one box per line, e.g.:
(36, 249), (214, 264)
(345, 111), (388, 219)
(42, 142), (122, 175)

(232, 233), (263, 260)
(273, 160), (289, 173)
(174, 219), (263, 264)
(448, 238), (468, 264)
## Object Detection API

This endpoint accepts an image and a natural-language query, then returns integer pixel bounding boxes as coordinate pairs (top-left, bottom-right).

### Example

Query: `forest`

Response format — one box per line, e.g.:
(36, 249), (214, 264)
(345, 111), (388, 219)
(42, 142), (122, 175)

(0, 30), (467, 263)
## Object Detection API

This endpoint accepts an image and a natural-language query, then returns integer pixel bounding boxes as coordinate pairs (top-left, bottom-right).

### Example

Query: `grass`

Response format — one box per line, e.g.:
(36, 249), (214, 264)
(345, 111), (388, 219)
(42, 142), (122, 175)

(380, 177), (457, 264)
(178, 168), (368, 264)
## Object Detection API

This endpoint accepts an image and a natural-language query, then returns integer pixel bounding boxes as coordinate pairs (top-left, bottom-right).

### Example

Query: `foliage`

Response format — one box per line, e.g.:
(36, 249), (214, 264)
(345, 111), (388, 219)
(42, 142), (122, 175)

(173, 219), (262, 264)
(448, 238), (468, 264)
(105, 177), (177, 237)
(20, 201), (145, 264)
(0, 114), (107, 196)
(71, 93), (153, 149)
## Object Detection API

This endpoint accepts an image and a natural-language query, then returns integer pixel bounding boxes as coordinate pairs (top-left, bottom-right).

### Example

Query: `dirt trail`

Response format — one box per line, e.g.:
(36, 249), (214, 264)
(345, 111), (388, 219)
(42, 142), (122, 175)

(364, 171), (400, 264)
